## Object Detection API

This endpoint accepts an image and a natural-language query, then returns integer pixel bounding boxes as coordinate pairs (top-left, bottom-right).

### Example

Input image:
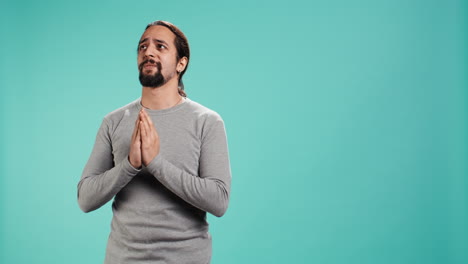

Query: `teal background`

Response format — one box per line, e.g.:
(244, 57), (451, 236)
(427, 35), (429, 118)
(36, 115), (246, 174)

(1, 0), (467, 263)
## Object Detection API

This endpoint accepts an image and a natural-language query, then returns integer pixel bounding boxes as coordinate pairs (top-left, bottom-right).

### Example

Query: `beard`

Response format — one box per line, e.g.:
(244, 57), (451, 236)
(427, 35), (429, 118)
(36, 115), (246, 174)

(138, 59), (166, 88)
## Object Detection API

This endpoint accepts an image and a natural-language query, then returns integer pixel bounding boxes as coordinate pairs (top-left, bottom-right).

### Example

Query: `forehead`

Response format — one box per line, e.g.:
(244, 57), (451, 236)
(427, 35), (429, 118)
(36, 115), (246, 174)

(139, 25), (176, 45)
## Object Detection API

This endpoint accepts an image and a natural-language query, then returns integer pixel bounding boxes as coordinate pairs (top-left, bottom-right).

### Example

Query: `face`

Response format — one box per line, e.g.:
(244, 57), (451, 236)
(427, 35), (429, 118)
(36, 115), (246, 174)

(137, 25), (185, 88)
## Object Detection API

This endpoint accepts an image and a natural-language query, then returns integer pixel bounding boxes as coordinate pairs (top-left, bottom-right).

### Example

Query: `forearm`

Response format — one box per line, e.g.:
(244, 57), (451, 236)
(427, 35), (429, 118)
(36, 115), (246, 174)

(146, 155), (230, 217)
(78, 157), (140, 213)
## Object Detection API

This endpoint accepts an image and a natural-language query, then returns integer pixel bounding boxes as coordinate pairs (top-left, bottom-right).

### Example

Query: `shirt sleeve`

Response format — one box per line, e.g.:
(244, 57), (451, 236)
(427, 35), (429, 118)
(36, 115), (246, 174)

(146, 114), (232, 217)
(77, 117), (141, 213)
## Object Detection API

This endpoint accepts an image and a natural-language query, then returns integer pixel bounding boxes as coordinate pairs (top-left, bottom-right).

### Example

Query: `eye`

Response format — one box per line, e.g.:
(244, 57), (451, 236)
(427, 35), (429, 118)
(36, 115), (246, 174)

(157, 44), (167, 50)
(139, 44), (147, 51)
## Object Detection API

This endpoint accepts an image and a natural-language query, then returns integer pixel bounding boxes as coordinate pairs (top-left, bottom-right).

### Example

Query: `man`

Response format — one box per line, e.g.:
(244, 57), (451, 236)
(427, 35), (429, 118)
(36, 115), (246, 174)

(77, 20), (231, 264)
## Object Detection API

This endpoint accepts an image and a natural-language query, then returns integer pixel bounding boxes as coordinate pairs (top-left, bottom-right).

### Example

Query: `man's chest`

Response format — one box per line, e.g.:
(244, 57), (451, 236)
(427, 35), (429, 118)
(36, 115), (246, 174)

(110, 114), (202, 167)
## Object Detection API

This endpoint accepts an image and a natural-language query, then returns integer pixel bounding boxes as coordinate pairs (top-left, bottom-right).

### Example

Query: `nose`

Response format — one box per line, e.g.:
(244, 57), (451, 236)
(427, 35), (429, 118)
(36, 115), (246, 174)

(143, 43), (157, 59)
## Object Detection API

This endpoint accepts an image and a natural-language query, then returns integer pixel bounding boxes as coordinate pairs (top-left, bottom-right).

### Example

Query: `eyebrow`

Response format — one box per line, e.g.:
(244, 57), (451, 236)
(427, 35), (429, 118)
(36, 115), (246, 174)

(138, 38), (169, 46)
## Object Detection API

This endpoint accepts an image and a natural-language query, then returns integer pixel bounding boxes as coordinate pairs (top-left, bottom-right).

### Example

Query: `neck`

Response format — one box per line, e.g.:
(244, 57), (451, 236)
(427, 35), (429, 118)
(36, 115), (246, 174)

(141, 78), (182, 110)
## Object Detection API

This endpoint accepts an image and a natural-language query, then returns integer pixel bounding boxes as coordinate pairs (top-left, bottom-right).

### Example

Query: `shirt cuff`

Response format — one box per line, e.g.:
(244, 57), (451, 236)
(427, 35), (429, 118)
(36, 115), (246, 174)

(146, 154), (164, 177)
(122, 156), (142, 175)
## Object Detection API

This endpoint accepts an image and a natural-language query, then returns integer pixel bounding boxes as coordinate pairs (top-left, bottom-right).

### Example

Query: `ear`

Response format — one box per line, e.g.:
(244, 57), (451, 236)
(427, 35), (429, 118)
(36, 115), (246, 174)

(176, 57), (188, 73)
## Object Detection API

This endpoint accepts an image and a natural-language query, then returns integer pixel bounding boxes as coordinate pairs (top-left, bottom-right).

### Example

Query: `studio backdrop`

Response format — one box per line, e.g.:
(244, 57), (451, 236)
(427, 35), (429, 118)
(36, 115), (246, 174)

(1, 0), (467, 263)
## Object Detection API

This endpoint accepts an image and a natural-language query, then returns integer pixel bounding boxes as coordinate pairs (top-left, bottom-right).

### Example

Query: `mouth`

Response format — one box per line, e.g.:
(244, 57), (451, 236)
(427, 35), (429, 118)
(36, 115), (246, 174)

(140, 60), (160, 72)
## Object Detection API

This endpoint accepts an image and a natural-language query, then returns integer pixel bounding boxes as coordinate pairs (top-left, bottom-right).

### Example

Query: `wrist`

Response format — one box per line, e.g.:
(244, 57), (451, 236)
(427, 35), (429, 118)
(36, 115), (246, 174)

(128, 156), (142, 169)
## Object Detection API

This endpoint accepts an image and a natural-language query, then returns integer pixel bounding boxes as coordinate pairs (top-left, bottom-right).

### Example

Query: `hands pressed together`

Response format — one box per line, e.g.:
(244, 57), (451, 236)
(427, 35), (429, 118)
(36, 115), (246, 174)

(128, 108), (160, 169)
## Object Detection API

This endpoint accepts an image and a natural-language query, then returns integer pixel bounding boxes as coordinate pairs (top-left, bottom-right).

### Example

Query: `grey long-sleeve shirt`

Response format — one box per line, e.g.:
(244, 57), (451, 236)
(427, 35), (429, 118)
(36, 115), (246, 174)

(77, 97), (231, 264)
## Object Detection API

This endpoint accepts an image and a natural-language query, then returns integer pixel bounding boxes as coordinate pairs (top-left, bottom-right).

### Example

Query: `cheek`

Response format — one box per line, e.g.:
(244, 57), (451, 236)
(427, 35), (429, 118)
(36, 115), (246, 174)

(137, 57), (147, 70)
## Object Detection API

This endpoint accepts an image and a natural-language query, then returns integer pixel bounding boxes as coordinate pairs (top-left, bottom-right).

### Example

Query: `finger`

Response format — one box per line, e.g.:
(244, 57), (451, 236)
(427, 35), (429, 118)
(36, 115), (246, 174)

(140, 120), (147, 138)
(142, 109), (154, 126)
(135, 119), (141, 138)
(139, 110), (147, 128)
(136, 120), (141, 141)
(142, 109), (156, 135)
(131, 116), (139, 140)
(142, 113), (152, 138)
(139, 110), (149, 135)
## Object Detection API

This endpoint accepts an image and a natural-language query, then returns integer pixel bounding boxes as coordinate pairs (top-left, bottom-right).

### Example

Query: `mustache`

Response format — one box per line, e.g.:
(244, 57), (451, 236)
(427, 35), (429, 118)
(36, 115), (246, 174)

(139, 59), (161, 71)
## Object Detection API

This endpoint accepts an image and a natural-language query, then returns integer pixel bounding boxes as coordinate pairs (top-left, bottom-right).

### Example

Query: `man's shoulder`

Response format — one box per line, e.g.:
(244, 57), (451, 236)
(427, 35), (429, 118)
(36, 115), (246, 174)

(103, 98), (140, 122)
(185, 98), (223, 122)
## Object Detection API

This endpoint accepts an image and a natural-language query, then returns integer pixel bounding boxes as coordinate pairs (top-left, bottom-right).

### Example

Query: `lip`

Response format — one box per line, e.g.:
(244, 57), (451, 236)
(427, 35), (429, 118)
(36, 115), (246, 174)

(144, 64), (157, 68)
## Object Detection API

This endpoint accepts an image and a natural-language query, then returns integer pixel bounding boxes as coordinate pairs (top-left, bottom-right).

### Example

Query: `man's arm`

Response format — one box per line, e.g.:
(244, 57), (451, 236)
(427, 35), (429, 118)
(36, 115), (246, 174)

(77, 117), (141, 213)
(141, 110), (232, 217)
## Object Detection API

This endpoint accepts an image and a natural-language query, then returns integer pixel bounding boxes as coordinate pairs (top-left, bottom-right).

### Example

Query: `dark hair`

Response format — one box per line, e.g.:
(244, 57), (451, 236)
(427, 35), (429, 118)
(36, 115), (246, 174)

(143, 20), (190, 97)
